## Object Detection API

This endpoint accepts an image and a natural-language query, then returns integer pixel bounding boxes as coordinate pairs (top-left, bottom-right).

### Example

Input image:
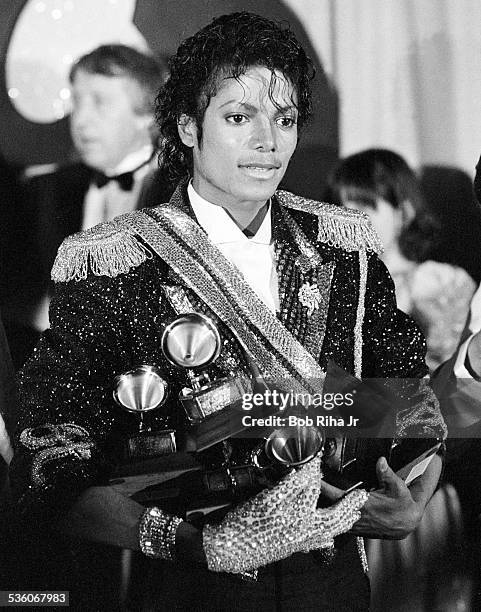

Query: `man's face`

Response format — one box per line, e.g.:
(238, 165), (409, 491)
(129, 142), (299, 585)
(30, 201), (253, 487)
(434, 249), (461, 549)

(70, 69), (152, 172)
(180, 66), (298, 210)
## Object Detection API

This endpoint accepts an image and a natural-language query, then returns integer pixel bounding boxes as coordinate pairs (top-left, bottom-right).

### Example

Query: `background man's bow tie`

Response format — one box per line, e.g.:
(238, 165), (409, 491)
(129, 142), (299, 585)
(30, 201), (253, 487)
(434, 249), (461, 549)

(92, 170), (135, 191)
(91, 156), (154, 191)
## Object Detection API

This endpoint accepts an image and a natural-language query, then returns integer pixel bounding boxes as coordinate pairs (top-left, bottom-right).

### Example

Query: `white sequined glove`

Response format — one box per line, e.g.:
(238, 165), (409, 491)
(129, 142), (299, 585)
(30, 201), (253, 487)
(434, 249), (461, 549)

(202, 456), (368, 574)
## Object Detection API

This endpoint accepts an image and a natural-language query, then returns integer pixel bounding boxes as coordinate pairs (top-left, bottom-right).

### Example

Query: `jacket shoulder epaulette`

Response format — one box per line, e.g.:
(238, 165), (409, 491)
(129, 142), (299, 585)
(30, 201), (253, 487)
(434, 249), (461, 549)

(276, 190), (383, 254)
(51, 212), (150, 283)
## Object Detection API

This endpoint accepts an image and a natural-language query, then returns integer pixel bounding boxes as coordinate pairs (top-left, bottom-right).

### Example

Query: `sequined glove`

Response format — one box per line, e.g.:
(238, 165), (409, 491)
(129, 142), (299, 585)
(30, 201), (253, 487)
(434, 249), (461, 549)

(202, 456), (368, 574)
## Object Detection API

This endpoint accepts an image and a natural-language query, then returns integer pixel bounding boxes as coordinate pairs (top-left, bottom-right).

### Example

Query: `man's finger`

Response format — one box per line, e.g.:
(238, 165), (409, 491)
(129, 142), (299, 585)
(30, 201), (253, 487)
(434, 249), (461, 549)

(375, 456), (406, 496)
(320, 479), (344, 502)
(275, 455), (323, 501)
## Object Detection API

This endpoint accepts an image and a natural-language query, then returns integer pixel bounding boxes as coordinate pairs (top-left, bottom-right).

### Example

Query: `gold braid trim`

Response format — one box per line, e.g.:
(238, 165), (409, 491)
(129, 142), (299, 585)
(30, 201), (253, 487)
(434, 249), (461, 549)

(356, 537), (369, 574)
(51, 192), (381, 283)
(276, 190), (383, 254)
(51, 220), (152, 283)
(354, 249), (368, 378)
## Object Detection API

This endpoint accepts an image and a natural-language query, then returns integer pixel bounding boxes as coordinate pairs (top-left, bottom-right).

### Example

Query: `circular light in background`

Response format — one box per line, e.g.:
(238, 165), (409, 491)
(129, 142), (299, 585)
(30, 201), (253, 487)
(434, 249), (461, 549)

(6, 0), (149, 124)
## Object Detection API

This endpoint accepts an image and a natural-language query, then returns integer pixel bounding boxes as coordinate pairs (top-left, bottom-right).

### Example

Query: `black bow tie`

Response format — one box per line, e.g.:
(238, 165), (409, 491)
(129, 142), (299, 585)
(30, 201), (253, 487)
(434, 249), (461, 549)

(92, 170), (135, 191)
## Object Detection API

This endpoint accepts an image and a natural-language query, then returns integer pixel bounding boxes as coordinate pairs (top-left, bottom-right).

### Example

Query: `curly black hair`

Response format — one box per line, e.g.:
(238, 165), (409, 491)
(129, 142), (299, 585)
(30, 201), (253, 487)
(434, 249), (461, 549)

(155, 12), (314, 185)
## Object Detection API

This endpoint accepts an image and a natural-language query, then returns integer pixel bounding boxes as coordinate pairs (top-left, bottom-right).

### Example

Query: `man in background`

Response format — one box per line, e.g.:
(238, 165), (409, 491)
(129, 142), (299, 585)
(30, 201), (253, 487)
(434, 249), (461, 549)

(3, 44), (172, 367)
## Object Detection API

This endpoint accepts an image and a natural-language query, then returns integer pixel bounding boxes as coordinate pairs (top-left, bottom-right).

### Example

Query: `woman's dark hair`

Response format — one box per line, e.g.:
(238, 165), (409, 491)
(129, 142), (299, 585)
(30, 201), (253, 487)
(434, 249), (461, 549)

(327, 148), (440, 262)
(155, 12), (314, 185)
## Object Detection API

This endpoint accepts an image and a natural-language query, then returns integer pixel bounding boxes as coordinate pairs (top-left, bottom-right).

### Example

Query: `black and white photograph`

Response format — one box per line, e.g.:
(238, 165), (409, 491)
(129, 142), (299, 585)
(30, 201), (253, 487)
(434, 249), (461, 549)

(1, 1), (480, 610)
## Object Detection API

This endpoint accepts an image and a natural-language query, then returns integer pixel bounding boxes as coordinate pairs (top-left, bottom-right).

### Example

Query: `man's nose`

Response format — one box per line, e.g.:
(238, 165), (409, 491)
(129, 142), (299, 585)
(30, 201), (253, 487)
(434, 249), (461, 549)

(251, 117), (277, 152)
(71, 103), (92, 128)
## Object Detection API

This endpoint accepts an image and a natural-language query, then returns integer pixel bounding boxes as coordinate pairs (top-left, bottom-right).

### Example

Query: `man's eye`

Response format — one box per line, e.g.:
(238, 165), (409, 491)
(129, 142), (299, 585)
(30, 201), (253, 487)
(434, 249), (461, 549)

(276, 116), (296, 128)
(93, 94), (109, 108)
(226, 114), (248, 124)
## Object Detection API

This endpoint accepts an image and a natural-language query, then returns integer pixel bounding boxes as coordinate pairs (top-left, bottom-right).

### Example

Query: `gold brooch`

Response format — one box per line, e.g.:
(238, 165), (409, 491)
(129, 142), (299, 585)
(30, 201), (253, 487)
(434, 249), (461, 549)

(298, 282), (321, 316)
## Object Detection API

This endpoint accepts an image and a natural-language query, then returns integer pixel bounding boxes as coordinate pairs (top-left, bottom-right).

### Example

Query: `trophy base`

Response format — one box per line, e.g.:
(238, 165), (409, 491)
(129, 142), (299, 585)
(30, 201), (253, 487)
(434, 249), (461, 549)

(111, 459), (269, 520)
(123, 429), (176, 462)
(322, 437), (442, 494)
(108, 451), (201, 498)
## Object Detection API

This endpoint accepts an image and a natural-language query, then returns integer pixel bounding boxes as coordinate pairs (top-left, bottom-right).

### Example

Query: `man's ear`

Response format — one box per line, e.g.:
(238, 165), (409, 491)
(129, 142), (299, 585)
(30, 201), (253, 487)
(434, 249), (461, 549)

(400, 199), (416, 224)
(135, 113), (154, 133)
(177, 114), (197, 148)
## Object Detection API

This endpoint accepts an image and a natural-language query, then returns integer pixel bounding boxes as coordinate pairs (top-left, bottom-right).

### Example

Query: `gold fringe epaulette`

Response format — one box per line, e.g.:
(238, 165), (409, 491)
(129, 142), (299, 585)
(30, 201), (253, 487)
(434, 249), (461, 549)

(276, 190), (383, 254)
(51, 218), (151, 283)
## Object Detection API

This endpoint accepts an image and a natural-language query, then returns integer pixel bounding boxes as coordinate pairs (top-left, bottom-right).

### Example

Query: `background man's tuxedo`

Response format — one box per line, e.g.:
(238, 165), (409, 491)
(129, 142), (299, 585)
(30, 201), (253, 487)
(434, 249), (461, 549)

(28, 162), (174, 284)
(2, 162), (174, 368)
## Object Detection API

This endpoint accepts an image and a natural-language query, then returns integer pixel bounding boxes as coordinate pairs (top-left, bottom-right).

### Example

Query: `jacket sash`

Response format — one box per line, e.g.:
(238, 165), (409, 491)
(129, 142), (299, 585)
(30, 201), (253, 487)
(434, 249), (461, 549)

(119, 205), (327, 397)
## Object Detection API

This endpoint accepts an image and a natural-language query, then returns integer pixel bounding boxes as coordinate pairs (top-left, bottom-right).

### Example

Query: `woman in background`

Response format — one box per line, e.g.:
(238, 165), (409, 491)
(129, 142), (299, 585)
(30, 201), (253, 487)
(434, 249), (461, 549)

(328, 148), (475, 371)
(329, 148), (472, 611)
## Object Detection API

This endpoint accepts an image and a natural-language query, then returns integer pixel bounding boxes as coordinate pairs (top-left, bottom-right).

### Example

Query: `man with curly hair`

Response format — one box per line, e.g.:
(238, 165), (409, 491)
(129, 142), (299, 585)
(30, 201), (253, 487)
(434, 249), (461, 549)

(9, 12), (445, 610)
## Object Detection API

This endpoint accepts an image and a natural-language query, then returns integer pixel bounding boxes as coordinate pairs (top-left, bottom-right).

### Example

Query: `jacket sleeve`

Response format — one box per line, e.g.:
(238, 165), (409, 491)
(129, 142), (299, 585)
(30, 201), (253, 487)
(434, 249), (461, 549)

(361, 253), (447, 440)
(9, 259), (173, 523)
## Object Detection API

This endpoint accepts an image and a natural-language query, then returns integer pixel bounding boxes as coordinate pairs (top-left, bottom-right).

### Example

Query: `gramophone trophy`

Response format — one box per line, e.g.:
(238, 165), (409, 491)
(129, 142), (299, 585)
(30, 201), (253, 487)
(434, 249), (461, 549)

(109, 365), (201, 497)
(161, 313), (252, 450)
(109, 315), (326, 511)
(112, 364), (174, 461)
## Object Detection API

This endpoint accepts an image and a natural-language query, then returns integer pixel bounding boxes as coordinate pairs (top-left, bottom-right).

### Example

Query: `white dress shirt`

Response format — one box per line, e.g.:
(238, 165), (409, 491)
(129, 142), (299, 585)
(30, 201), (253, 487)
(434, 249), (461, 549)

(454, 283), (481, 378)
(33, 146), (156, 332)
(81, 144), (155, 230)
(0, 413), (12, 464)
(188, 183), (280, 313)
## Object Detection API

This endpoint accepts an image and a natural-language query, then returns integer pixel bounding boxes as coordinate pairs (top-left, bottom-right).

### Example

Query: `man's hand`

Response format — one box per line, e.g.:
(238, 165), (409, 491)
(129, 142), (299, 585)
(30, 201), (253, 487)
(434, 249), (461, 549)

(321, 453), (442, 540)
(202, 456), (368, 574)
(350, 457), (422, 539)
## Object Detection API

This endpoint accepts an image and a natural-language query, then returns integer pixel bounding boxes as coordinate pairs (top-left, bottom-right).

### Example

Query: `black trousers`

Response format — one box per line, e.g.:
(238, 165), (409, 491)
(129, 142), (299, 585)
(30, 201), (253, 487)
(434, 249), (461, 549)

(2, 529), (369, 611)
(130, 535), (370, 612)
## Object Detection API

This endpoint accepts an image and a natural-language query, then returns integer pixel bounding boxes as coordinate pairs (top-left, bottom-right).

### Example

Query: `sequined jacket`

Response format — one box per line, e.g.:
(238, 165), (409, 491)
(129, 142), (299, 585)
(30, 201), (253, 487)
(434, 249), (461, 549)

(10, 181), (446, 521)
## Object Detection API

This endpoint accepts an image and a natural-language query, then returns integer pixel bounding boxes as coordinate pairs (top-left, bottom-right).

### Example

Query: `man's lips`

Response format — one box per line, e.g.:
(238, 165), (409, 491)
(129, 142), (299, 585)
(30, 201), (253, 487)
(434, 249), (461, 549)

(238, 161), (281, 170)
(77, 136), (99, 146)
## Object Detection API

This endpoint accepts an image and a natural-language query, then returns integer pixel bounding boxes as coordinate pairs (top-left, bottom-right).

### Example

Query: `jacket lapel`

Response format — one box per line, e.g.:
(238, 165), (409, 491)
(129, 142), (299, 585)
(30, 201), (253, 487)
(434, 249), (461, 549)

(162, 183), (335, 363)
(272, 200), (335, 361)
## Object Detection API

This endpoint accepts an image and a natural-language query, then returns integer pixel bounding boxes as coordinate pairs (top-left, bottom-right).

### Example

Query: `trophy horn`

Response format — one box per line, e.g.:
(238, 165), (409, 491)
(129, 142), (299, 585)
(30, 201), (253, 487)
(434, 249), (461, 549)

(113, 365), (169, 415)
(161, 313), (221, 369)
(264, 425), (324, 467)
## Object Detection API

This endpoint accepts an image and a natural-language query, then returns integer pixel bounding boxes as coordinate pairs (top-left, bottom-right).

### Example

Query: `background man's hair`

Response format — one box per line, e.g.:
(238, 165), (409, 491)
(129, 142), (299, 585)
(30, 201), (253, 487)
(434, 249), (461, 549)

(69, 44), (166, 115)
(155, 12), (314, 185)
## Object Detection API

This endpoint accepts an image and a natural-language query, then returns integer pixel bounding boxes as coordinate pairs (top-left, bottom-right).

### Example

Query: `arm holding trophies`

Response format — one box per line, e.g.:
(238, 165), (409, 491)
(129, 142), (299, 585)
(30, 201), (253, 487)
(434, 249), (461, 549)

(61, 456), (368, 572)
(9, 231), (442, 578)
